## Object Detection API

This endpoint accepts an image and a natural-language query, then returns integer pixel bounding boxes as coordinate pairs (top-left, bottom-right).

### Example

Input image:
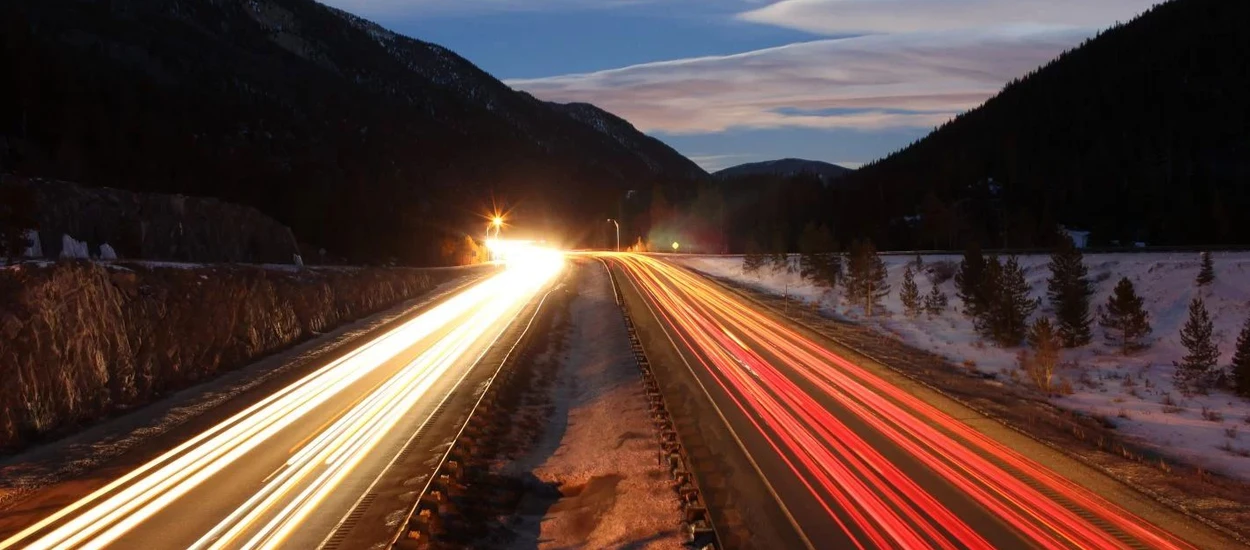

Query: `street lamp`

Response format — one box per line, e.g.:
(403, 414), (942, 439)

(606, 219), (620, 251)
(490, 216), (503, 239)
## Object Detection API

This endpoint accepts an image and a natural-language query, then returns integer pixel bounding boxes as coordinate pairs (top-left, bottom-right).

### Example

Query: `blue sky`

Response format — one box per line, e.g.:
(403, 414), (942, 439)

(322, 0), (1160, 172)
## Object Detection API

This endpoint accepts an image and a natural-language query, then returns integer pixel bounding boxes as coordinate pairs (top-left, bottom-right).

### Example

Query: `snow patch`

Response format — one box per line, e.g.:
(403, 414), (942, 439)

(60, 234), (89, 259)
(22, 230), (42, 258)
(99, 244), (118, 261)
(676, 252), (1250, 481)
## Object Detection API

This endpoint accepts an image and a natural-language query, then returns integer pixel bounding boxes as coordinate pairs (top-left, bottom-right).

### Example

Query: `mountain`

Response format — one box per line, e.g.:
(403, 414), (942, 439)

(714, 159), (851, 182)
(813, 0), (1250, 250)
(0, 0), (707, 264)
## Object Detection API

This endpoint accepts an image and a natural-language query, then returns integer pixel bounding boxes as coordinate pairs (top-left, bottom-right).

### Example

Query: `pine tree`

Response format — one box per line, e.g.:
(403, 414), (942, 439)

(985, 256), (1036, 346)
(972, 256), (1003, 339)
(1231, 313), (1250, 398)
(769, 230), (791, 273)
(845, 239), (890, 316)
(954, 242), (987, 320)
(914, 252), (924, 269)
(743, 236), (767, 276)
(798, 223), (838, 289)
(1023, 317), (1062, 392)
(1196, 251), (1215, 286)
(1176, 296), (1219, 393)
(900, 265), (921, 317)
(1046, 232), (1093, 347)
(923, 283), (948, 317)
(1099, 277), (1152, 355)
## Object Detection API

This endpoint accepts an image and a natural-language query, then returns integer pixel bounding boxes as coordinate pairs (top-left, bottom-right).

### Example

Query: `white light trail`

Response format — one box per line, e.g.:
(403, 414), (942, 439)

(2, 248), (563, 550)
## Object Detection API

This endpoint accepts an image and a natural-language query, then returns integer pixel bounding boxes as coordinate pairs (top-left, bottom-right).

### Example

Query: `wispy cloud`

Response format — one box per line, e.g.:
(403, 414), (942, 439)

(739, 0), (1158, 35)
(318, 0), (678, 17)
(687, 153), (755, 171)
(508, 28), (1089, 134)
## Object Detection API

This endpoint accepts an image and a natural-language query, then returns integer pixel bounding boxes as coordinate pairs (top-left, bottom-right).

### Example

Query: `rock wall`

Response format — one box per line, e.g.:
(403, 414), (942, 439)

(0, 261), (490, 452)
(2, 176), (300, 263)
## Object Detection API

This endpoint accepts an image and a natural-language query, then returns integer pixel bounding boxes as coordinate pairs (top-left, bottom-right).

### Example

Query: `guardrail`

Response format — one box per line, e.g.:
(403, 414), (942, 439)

(647, 245), (1250, 258)
(601, 258), (722, 550)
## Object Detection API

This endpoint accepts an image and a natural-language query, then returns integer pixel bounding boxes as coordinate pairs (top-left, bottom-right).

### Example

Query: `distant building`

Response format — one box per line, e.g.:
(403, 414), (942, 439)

(1060, 226), (1090, 248)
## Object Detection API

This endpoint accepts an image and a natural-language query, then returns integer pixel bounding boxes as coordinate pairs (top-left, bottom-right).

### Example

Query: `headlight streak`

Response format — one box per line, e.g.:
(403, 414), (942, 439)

(4, 250), (563, 550)
(613, 254), (1195, 550)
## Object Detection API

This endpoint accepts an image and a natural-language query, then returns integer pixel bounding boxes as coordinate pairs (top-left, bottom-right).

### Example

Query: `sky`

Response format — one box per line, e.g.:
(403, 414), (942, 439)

(320, 0), (1160, 172)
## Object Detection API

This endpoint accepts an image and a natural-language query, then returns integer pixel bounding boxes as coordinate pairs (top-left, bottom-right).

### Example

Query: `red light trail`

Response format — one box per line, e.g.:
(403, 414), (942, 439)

(610, 253), (1196, 550)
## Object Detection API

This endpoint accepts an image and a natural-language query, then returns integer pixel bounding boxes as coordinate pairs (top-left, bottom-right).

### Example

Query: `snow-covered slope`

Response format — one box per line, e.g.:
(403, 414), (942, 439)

(675, 252), (1250, 480)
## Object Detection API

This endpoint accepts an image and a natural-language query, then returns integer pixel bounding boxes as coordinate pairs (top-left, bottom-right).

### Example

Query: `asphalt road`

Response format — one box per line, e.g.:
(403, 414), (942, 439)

(608, 252), (1227, 550)
(0, 252), (562, 550)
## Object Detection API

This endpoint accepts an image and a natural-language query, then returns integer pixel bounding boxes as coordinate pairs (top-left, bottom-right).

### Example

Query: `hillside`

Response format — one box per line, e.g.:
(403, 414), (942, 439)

(0, 0), (707, 264)
(815, 0), (1250, 250)
(714, 158), (851, 182)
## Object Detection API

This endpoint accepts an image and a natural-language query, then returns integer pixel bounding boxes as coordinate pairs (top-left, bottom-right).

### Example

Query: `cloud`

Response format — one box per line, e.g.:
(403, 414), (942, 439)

(687, 154), (755, 171)
(739, 0), (1159, 35)
(508, 28), (1090, 134)
(318, 0), (671, 17)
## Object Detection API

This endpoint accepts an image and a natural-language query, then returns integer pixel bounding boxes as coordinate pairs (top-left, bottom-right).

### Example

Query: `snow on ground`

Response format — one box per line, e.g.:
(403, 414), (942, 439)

(675, 252), (1250, 480)
(503, 261), (682, 549)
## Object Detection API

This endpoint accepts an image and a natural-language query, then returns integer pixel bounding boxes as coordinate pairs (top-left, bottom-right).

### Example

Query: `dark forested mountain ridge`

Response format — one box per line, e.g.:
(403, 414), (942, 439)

(0, 0), (707, 264)
(714, 158), (852, 182)
(827, 0), (1250, 250)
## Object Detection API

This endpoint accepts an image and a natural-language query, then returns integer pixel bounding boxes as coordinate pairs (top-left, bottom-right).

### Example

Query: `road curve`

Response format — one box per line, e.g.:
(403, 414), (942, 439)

(608, 252), (1224, 550)
(0, 250), (563, 550)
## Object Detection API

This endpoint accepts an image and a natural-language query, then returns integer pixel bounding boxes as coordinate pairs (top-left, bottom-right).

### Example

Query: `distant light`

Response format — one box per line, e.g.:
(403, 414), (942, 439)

(672, 241), (680, 251)
(492, 217), (503, 227)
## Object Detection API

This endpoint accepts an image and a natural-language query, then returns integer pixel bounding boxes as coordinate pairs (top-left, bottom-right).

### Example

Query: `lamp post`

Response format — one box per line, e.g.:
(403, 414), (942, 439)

(606, 218), (620, 251)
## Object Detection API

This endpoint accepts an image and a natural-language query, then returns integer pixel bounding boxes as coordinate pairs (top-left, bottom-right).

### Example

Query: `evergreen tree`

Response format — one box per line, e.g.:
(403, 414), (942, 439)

(845, 239), (890, 316)
(1046, 233), (1093, 347)
(954, 242), (987, 320)
(1176, 296), (1219, 393)
(769, 229), (791, 273)
(1099, 277), (1152, 355)
(914, 252), (924, 269)
(1196, 251), (1215, 286)
(798, 223), (838, 289)
(972, 256), (1003, 339)
(984, 256), (1036, 346)
(1231, 313), (1250, 398)
(743, 236), (767, 275)
(900, 265), (921, 317)
(924, 283), (948, 316)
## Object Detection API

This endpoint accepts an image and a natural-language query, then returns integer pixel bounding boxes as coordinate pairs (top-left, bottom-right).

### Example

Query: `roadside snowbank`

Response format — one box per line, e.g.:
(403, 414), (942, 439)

(503, 261), (683, 548)
(675, 252), (1250, 480)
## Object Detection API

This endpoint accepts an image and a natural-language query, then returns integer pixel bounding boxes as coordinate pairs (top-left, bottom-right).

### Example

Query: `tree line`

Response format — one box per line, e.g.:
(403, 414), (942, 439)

(743, 227), (1250, 399)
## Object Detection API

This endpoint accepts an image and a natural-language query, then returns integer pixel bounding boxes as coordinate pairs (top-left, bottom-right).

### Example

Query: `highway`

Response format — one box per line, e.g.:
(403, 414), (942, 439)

(0, 246), (562, 550)
(608, 253), (1223, 550)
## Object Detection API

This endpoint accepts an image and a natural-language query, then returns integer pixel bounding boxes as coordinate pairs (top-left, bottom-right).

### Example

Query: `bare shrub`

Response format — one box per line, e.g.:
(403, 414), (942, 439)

(1201, 406), (1224, 423)
(1160, 393), (1184, 414)
(1056, 378), (1075, 396)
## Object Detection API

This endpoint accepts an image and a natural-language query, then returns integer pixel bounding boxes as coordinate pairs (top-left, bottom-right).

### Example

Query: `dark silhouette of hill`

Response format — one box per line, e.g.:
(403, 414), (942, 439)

(732, 0), (1250, 252)
(714, 158), (851, 182)
(0, 0), (707, 264)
